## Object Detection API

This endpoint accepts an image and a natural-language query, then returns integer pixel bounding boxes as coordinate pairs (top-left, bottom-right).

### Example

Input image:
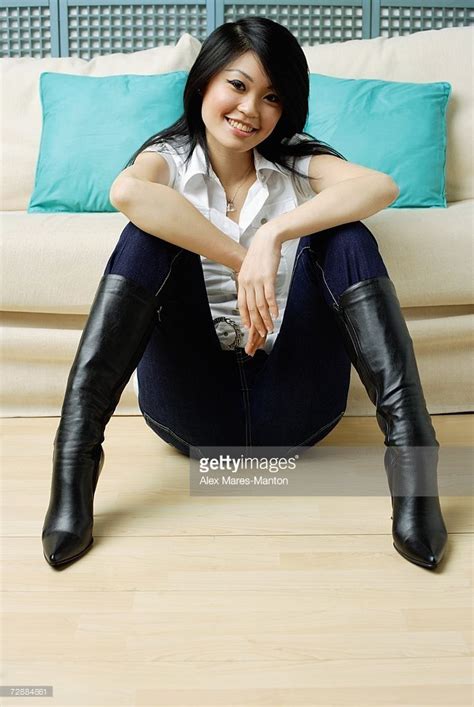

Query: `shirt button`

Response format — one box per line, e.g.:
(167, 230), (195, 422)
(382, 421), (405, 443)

(260, 217), (268, 225)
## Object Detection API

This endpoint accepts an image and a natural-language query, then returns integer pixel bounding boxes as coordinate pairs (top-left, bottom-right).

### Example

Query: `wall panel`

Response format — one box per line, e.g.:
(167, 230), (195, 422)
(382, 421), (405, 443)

(1, 0), (473, 57)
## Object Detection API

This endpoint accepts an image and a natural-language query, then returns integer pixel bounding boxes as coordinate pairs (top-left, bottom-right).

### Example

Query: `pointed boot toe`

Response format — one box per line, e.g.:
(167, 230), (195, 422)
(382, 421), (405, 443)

(391, 495), (448, 570)
(42, 530), (93, 568)
(393, 532), (447, 569)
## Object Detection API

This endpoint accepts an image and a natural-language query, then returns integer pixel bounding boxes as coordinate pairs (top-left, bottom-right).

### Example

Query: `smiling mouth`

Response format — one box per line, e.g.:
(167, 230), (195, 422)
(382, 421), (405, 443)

(225, 117), (258, 133)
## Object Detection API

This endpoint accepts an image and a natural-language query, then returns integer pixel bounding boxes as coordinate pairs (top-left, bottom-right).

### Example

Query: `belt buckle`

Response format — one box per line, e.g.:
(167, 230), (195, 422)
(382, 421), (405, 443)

(213, 316), (244, 350)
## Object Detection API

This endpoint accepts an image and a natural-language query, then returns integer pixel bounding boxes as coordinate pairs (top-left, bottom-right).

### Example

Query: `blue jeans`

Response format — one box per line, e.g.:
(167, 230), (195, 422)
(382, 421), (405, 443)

(103, 220), (389, 456)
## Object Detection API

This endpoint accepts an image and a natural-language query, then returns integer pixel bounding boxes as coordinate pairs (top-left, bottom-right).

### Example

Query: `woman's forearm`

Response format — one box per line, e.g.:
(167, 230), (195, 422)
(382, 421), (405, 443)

(269, 175), (400, 244)
(111, 177), (246, 272)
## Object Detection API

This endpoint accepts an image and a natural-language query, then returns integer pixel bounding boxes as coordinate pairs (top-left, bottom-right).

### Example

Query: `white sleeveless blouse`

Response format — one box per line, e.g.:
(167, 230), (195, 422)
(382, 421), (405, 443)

(140, 136), (316, 353)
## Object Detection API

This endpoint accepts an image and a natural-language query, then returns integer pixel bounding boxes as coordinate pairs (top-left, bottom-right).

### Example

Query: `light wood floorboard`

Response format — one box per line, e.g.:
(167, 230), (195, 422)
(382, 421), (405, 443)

(1, 414), (473, 706)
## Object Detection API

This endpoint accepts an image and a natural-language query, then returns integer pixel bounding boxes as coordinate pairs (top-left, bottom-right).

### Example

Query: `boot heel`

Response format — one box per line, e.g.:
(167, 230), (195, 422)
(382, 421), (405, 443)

(93, 448), (105, 493)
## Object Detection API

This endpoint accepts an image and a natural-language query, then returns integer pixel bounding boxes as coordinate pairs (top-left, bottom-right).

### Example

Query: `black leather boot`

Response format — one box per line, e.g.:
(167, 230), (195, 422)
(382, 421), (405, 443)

(332, 276), (448, 569)
(42, 274), (159, 568)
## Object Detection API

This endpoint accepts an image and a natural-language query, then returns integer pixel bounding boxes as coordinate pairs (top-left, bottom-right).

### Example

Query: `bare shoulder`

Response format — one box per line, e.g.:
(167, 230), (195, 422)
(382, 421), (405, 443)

(119, 150), (171, 186)
(109, 150), (173, 205)
(307, 153), (396, 195)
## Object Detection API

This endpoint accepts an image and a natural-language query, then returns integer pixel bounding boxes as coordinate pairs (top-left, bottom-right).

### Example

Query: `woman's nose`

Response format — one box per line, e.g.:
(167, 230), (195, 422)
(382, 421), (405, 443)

(238, 98), (258, 118)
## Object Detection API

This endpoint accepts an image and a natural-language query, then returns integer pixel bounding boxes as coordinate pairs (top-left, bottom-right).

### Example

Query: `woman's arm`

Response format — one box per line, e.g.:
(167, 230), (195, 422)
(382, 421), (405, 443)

(235, 171), (399, 350)
(276, 153), (399, 243)
(111, 177), (247, 272)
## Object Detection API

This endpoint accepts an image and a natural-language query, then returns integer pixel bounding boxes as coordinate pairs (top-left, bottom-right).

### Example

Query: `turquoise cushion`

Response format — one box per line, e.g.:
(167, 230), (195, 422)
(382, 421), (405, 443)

(304, 74), (452, 208)
(28, 71), (188, 213)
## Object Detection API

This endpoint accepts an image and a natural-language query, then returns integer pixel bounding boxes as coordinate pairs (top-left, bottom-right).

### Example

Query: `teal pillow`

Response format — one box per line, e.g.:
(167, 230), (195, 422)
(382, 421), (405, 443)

(28, 71), (188, 213)
(304, 74), (452, 208)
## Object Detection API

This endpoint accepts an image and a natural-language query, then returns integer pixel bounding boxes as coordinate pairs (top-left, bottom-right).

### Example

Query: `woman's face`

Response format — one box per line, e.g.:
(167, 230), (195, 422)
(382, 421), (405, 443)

(200, 50), (283, 154)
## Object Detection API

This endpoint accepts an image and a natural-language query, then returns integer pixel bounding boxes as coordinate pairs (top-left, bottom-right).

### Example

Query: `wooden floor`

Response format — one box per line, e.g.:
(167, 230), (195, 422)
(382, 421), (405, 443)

(1, 414), (473, 706)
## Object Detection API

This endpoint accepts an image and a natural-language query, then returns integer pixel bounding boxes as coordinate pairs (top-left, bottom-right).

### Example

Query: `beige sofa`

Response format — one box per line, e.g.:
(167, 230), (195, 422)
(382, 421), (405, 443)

(1, 26), (472, 417)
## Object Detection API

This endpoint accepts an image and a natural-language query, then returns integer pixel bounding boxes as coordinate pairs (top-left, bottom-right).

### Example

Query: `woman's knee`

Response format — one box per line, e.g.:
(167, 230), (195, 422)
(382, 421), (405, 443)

(118, 221), (182, 258)
(105, 222), (184, 272)
(310, 221), (381, 260)
(305, 221), (389, 296)
(103, 221), (189, 292)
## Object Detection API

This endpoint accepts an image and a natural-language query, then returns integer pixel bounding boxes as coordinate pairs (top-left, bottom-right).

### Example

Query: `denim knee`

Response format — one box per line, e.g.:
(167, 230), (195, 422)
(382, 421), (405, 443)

(103, 221), (184, 295)
(308, 220), (378, 257)
(306, 221), (389, 303)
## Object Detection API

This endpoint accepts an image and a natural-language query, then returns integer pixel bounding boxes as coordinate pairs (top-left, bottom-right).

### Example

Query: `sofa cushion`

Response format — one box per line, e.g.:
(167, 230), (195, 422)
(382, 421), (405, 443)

(2, 27), (471, 210)
(1, 202), (472, 314)
(0, 33), (201, 211)
(305, 74), (451, 208)
(3, 306), (472, 416)
(302, 27), (473, 203)
(28, 71), (188, 213)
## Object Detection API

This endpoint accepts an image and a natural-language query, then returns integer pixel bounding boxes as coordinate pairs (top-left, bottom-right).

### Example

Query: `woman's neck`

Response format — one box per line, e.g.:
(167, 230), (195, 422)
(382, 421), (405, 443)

(206, 138), (255, 190)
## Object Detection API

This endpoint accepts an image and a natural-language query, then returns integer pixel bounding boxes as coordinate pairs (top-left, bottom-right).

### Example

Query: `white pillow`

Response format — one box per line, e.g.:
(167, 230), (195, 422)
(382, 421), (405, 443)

(302, 26), (473, 203)
(1, 33), (202, 211)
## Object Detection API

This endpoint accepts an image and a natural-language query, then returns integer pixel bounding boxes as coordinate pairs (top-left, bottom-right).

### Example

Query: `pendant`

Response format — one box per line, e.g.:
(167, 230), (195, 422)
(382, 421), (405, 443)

(226, 201), (235, 213)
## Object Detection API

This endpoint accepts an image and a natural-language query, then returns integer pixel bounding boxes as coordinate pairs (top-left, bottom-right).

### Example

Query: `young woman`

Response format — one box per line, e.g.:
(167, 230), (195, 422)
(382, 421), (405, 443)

(42, 17), (447, 570)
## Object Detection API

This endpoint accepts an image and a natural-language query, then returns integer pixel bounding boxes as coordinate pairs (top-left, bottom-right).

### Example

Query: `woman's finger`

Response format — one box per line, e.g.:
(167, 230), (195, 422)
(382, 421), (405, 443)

(246, 326), (257, 354)
(245, 287), (267, 337)
(237, 280), (250, 329)
(245, 324), (266, 356)
(263, 279), (279, 321)
(254, 282), (275, 333)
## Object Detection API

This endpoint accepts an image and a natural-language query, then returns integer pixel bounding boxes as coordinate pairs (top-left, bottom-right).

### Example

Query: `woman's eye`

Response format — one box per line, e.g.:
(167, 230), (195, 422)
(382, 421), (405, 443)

(227, 80), (280, 104)
(228, 80), (244, 90)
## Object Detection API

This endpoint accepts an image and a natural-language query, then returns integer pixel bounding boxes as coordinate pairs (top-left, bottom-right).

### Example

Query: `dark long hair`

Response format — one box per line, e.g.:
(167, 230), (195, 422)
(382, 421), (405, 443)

(124, 16), (347, 181)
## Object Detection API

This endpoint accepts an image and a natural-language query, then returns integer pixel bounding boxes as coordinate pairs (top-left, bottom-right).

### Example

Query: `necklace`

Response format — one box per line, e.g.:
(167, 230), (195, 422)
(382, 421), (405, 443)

(225, 163), (254, 213)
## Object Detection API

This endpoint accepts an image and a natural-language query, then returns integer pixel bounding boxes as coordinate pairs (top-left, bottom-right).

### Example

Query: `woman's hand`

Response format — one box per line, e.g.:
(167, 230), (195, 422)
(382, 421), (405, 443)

(235, 226), (282, 355)
(234, 272), (267, 355)
(244, 324), (268, 357)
